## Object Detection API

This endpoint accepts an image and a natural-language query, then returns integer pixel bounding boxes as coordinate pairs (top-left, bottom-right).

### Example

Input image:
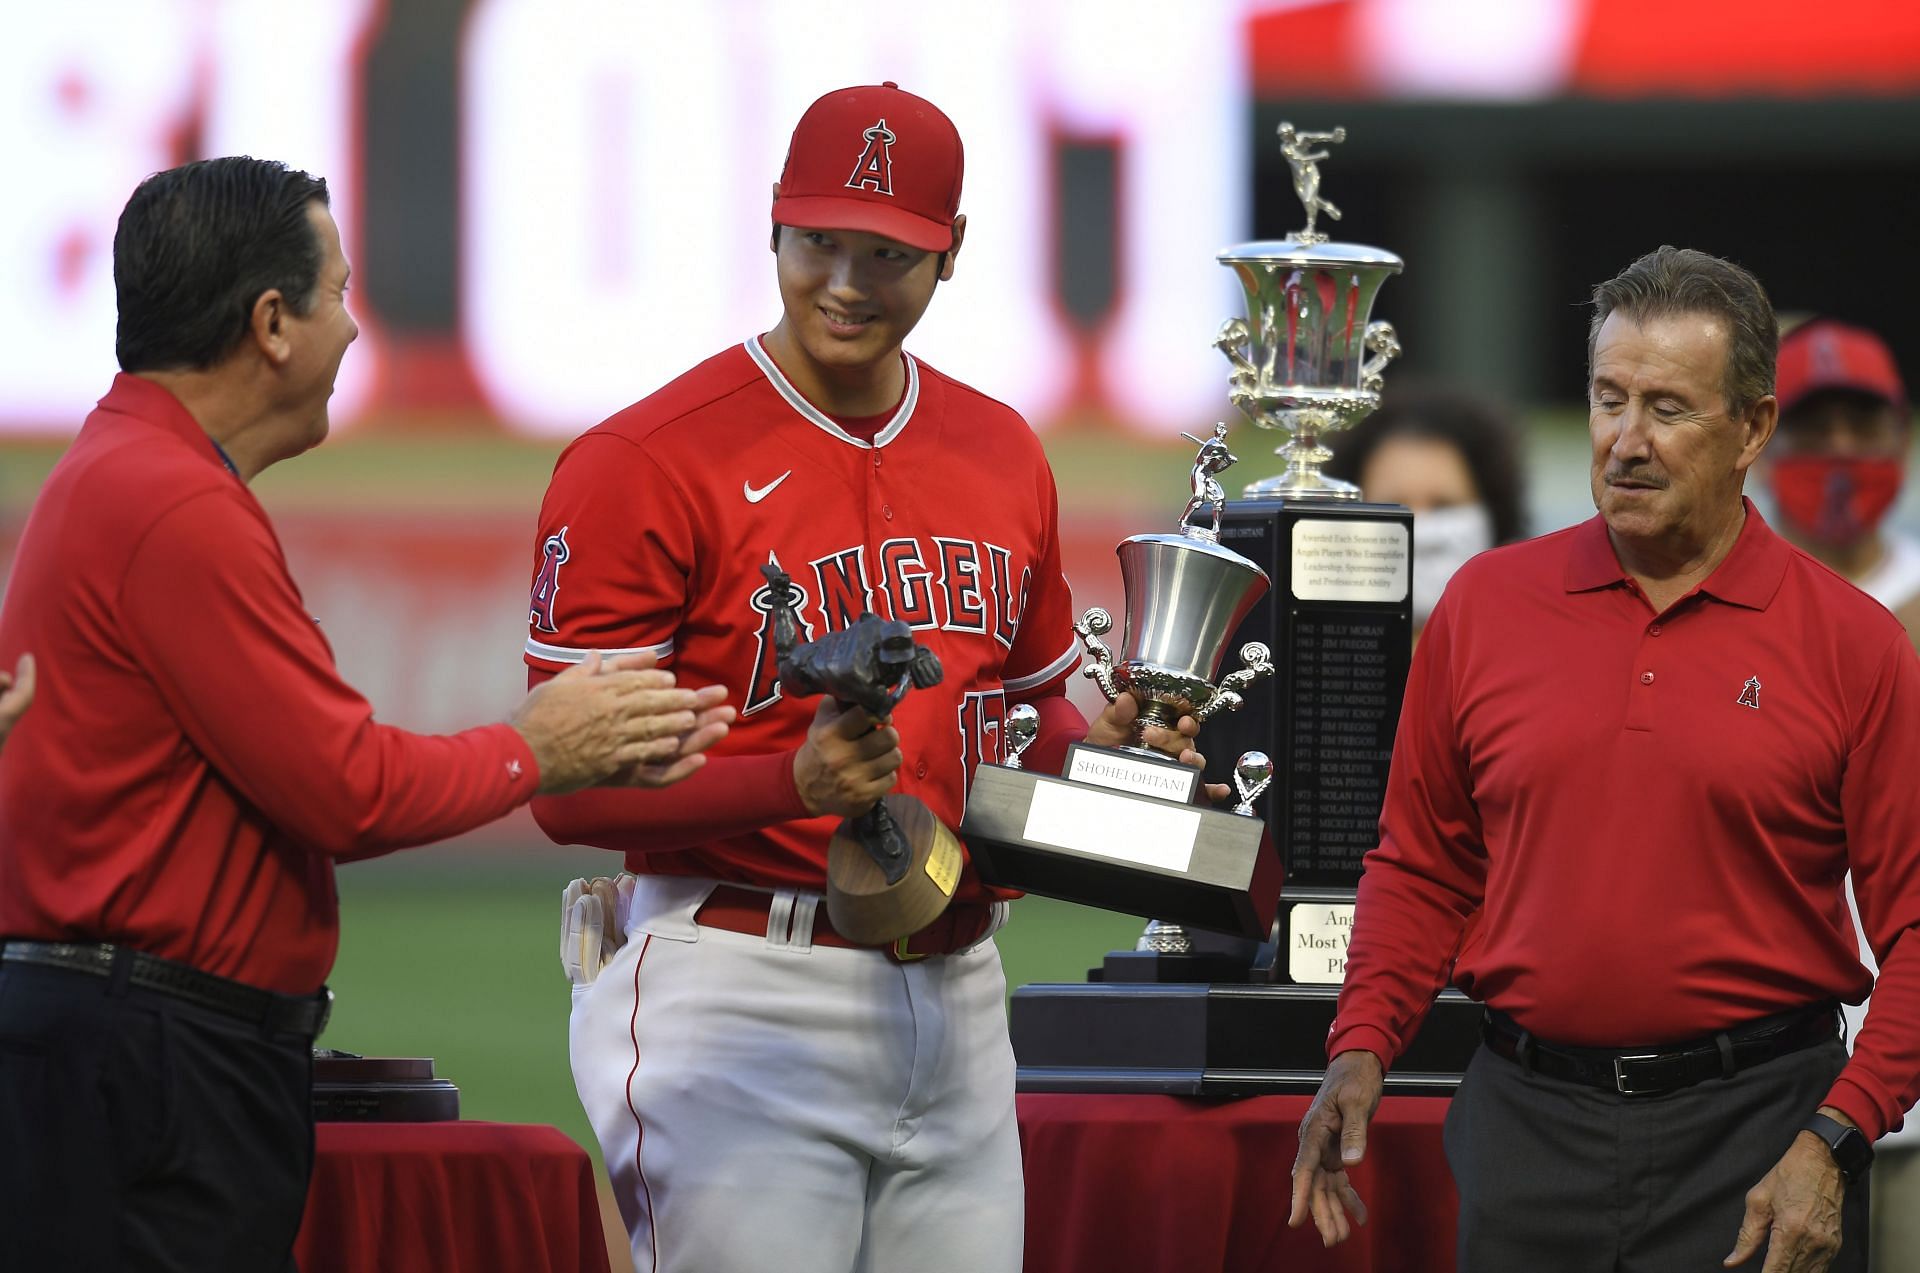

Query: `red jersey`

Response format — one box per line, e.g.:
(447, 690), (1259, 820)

(0, 375), (537, 994)
(525, 339), (1079, 903)
(1331, 503), (1920, 1140)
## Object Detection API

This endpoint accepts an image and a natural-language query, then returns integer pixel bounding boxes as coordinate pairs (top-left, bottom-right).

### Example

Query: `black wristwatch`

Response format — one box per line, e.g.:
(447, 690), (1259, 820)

(1803, 1112), (1873, 1182)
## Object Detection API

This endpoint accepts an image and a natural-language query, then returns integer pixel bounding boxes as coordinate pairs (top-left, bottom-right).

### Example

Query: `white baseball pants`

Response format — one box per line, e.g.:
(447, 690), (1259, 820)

(569, 877), (1024, 1273)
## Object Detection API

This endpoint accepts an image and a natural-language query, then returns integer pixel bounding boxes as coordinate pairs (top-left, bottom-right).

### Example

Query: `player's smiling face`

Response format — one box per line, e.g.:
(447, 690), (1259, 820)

(763, 205), (965, 416)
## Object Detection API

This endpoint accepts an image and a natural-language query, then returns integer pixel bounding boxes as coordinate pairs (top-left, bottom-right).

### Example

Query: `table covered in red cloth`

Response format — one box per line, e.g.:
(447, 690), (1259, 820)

(296, 1122), (611, 1273)
(1017, 1093), (1456, 1273)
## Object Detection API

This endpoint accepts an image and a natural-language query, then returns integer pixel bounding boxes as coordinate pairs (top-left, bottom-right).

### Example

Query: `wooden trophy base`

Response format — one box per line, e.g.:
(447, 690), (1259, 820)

(826, 793), (964, 944)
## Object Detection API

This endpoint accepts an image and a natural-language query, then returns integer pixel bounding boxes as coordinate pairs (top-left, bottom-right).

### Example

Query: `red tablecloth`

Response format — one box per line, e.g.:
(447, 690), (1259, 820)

(296, 1122), (612, 1273)
(1018, 1093), (1457, 1273)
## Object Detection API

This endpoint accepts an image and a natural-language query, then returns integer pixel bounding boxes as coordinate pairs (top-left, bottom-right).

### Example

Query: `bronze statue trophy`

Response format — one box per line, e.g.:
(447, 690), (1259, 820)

(760, 564), (964, 945)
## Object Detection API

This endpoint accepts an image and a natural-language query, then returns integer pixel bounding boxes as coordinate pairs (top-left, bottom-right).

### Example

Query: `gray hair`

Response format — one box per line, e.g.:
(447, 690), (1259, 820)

(1588, 246), (1778, 416)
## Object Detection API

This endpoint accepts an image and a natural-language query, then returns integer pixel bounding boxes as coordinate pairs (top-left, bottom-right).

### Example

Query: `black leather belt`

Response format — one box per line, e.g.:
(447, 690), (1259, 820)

(1484, 1004), (1839, 1098)
(0, 940), (332, 1039)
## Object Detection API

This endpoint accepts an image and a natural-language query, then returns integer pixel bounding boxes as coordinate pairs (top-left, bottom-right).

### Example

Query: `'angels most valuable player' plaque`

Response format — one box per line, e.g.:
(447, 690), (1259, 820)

(961, 426), (1281, 939)
(1201, 119), (1413, 986)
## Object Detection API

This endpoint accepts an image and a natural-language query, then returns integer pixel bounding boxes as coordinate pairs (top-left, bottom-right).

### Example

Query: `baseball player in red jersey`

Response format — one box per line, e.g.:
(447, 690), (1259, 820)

(526, 84), (1211, 1273)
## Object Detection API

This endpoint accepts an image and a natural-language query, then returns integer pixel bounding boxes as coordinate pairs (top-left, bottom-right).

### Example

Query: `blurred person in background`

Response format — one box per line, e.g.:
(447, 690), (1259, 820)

(1766, 316), (1920, 1270)
(1324, 383), (1529, 641)
(0, 156), (733, 1273)
(1766, 318), (1920, 647)
(0, 653), (32, 749)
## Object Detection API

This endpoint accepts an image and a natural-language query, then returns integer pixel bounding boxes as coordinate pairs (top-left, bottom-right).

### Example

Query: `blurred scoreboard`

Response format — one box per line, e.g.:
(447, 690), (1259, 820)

(3, 0), (1914, 437)
(0, 0), (1247, 437)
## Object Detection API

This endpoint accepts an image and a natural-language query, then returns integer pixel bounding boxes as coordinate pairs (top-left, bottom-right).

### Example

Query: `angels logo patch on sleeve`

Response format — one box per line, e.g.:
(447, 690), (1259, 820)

(529, 526), (571, 633)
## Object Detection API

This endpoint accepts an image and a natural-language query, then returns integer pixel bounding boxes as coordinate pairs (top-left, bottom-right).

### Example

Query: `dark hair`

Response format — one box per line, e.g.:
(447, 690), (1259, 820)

(1588, 245), (1777, 417)
(1324, 382), (1530, 546)
(113, 157), (330, 373)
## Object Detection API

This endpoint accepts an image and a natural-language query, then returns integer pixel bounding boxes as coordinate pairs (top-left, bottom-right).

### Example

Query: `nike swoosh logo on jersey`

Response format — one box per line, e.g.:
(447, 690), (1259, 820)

(744, 471), (793, 503)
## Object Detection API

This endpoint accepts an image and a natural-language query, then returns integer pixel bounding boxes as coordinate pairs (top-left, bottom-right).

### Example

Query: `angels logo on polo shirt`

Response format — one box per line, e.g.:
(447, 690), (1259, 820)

(847, 119), (896, 196)
(529, 526), (571, 633)
(1737, 675), (1762, 710)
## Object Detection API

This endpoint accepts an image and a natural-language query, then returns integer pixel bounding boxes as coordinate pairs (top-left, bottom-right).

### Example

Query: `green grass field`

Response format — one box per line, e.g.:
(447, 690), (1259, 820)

(325, 848), (1148, 1159)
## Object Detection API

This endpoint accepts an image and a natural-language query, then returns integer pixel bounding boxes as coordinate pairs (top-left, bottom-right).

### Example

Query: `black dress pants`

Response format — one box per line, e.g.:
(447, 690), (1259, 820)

(1444, 1038), (1869, 1272)
(0, 960), (315, 1272)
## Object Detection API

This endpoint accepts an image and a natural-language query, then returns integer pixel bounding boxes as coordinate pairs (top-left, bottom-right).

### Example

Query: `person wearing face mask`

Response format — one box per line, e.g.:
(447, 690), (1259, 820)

(1766, 318), (1920, 648)
(1323, 384), (1530, 637)
(1767, 317), (1920, 1267)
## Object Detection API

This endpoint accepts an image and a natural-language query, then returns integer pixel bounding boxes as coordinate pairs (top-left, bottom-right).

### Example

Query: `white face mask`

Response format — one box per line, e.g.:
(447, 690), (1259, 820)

(1412, 504), (1494, 627)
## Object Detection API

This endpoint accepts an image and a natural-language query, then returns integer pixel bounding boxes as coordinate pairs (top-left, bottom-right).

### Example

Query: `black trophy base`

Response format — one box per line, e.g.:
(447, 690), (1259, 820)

(311, 1054), (460, 1122)
(962, 764), (1278, 939)
(1010, 982), (1481, 1097)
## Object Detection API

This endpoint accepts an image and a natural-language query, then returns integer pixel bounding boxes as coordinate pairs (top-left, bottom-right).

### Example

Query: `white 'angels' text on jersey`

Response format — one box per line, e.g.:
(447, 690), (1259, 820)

(743, 534), (1031, 716)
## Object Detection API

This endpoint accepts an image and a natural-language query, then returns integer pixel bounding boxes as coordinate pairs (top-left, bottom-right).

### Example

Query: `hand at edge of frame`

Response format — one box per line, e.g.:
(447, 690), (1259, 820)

(1289, 1048), (1383, 1248)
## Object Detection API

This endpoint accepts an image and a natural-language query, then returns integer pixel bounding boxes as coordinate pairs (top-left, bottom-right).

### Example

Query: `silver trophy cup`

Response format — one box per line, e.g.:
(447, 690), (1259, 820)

(1077, 430), (1274, 741)
(1218, 122), (1402, 501)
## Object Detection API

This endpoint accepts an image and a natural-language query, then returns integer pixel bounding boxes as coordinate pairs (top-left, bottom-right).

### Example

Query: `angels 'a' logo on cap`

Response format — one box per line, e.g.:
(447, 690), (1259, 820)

(846, 118), (896, 196)
(1737, 675), (1761, 710)
(1810, 329), (1846, 380)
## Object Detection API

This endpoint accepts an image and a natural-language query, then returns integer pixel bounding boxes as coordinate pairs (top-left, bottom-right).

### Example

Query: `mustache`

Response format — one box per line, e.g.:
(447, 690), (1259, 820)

(1603, 466), (1668, 489)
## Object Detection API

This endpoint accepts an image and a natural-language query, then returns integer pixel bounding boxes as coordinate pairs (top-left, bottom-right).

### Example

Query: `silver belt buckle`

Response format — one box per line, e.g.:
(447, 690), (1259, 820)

(1613, 1051), (1661, 1095)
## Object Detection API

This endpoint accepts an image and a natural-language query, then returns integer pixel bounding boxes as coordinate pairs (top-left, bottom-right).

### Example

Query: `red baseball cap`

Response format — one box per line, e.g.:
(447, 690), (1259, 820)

(772, 82), (963, 253)
(1776, 318), (1908, 416)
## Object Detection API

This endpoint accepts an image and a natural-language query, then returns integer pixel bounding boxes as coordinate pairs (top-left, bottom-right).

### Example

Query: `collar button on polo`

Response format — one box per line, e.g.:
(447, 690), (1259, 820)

(1640, 671), (1655, 685)
(1648, 623), (1662, 636)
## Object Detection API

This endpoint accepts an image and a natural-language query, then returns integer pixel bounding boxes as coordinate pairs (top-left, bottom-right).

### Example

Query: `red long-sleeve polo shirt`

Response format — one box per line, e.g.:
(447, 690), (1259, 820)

(0, 375), (537, 994)
(1331, 502), (1920, 1140)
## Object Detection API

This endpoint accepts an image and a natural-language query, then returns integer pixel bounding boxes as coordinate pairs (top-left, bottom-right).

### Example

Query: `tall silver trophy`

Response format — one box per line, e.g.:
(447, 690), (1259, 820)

(1203, 122), (1415, 987)
(960, 432), (1282, 942)
(1217, 124), (1402, 501)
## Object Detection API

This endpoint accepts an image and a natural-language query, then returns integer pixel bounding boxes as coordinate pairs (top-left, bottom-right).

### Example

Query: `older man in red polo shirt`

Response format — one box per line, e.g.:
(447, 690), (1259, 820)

(0, 157), (734, 1273)
(1290, 247), (1920, 1273)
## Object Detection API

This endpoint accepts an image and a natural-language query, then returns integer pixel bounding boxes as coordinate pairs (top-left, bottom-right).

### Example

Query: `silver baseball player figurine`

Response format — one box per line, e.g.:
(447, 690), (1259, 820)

(1178, 421), (1238, 544)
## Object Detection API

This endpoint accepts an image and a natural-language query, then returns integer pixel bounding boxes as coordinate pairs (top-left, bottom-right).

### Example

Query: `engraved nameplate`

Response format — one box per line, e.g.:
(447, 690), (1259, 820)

(1023, 780), (1201, 874)
(1288, 900), (1354, 984)
(1064, 744), (1202, 804)
(1290, 520), (1409, 603)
